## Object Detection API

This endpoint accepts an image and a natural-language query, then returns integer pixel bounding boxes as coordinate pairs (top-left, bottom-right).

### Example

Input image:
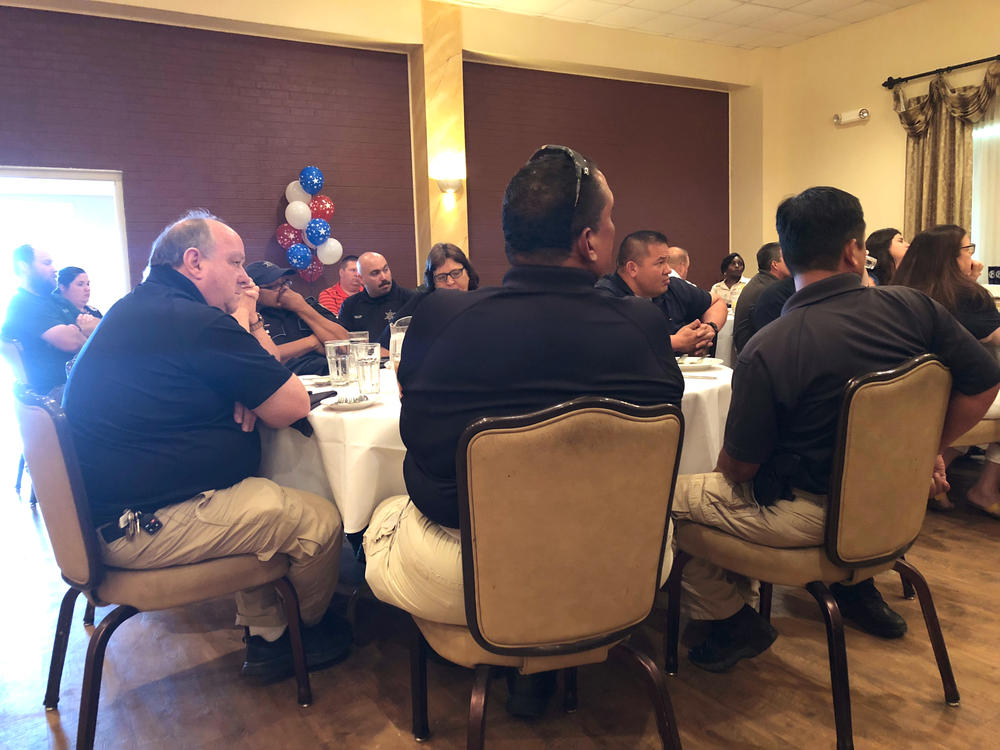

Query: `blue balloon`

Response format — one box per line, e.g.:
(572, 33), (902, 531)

(305, 218), (331, 246)
(299, 165), (324, 195)
(287, 243), (312, 270)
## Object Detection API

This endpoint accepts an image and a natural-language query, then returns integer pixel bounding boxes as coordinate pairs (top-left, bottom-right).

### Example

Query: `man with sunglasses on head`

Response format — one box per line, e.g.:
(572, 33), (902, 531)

(362, 145), (683, 719)
(246, 260), (349, 375)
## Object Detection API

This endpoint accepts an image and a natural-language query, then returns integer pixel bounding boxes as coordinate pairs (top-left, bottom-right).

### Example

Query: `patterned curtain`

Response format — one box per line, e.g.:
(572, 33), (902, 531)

(893, 62), (1000, 240)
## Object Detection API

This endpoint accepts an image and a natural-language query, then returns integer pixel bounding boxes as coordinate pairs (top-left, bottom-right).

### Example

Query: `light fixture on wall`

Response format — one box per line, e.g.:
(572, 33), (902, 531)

(430, 151), (466, 209)
(434, 177), (463, 194)
(833, 108), (870, 126)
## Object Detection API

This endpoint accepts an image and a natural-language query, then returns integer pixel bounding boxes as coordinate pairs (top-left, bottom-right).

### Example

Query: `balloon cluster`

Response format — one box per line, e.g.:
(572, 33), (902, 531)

(275, 165), (344, 282)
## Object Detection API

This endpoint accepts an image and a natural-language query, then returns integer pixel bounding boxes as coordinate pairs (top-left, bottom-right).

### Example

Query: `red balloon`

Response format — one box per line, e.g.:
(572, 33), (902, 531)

(276, 223), (303, 250)
(298, 254), (324, 282)
(309, 195), (335, 222)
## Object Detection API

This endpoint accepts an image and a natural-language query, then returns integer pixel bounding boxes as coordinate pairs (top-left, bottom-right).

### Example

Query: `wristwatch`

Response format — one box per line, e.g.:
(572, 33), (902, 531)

(706, 321), (719, 335)
(249, 313), (265, 333)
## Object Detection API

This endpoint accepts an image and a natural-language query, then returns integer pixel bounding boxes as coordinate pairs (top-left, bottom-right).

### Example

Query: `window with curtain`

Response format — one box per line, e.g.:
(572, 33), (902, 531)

(973, 94), (1000, 291)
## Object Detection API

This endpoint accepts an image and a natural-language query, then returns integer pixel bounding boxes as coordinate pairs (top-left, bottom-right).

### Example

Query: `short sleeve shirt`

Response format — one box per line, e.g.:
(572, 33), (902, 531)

(725, 273), (1000, 503)
(338, 282), (416, 343)
(653, 279), (713, 335)
(953, 291), (1000, 341)
(2, 287), (79, 393)
(259, 298), (338, 375)
(63, 266), (295, 526)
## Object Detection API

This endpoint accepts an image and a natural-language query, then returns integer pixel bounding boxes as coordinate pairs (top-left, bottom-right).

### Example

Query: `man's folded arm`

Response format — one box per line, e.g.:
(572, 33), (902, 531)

(252, 373), (310, 428)
(40, 323), (86, 352)
(939, 384), (1000, 452)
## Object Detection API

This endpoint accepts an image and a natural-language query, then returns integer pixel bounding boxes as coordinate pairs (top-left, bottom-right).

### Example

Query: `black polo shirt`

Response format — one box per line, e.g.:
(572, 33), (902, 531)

(338, 282), (416, 343)
(726, 273), (1000, 504)
(653, 278), (712, 335)
(397, 264), (685, 528)
(594, 271), (635, 298)
(732, 271), (778, 354)
(2, 287), (79, 393)
(750, 276), (795, 334)
(260, 298), (338, 375)
(63, 266), (294, 526)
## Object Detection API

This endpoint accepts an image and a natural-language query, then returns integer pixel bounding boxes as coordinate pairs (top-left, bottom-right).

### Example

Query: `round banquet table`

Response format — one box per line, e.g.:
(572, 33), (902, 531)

(260, 365), (733, 534)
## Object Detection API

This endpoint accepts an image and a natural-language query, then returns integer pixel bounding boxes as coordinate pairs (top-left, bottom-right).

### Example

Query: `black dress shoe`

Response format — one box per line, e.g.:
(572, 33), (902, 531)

(505, 670), (557, 719)
(688, 604), (778, 673)
(831, 579), (906, 639)
(242, 612), (353, 680)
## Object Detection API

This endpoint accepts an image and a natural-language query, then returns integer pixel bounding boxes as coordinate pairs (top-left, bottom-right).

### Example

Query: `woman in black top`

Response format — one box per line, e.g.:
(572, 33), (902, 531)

(53, 266), (103, 319)
(378, 243), (479, 347)
(893, 224), (1000, 517)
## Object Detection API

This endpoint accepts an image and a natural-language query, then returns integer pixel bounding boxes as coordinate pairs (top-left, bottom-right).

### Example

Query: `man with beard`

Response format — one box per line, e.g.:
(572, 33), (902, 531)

(337, 251), (415, 343)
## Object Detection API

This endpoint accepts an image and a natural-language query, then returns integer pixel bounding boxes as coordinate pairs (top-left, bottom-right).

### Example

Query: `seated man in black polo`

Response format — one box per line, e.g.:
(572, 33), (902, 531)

(652, 246), (727, 355)
(246, 260), (349, 375)
(2, 244), (98, 394)
(732, 242), (790, 355)
(338, 251), (415, 344)
(63, 210), (351, 680)
(597, 230), (720, 355)
(363, 145), (683, 717)
(674, 186), (1000, 673)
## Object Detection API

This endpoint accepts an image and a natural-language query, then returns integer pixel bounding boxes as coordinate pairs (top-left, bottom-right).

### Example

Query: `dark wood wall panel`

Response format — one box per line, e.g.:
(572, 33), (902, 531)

(0, 7), (415, 295)
(463, 63), (729, 290)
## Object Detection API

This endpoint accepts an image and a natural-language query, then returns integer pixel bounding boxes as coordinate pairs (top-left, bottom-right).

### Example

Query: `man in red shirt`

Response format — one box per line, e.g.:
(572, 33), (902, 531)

(318, 254), (361, 315)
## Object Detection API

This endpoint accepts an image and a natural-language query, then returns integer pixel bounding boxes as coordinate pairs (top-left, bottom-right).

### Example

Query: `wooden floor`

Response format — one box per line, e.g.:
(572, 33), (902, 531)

(1, 456), (998, 749)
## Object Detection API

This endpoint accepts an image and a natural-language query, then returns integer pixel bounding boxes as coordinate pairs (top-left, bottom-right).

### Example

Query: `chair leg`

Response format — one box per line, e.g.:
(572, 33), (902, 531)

(83, 601), (96, 626)
(893, 559), (960, 706)
(563, 667), (578, 713)
(664, 550), (692, 675)
(44, 587), (80, 710)
(612, 641), (683, 750)
(410, 625), (431, 741)
(16, 454), (25, 494)
(467, 665), (491, 750)
(759, 582), (773, 622)
(77, 605), (138, 750)
(273, 577), (312, 707)
(897, 554), (916, 600)
(806, 582), (853, 750)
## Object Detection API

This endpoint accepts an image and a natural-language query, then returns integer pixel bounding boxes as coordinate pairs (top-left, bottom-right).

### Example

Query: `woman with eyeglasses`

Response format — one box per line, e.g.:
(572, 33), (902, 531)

(377, 243), (480, 347)
(892, 224), (1000, 518)
(865, 228), (909, 285)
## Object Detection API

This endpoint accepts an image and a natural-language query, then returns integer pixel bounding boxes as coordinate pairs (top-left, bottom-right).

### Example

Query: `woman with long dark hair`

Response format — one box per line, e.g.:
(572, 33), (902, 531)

(865, 228), (908, 286)
(893, 224), (1000, 518)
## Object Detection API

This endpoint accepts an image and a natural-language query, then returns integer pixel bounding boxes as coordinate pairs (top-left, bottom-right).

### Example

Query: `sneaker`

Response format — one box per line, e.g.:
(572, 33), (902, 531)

(831, 579), (906, 639)
(505, 670), (557, 719)
(242, 612), (353, 679)
(688, 604), (778, 673)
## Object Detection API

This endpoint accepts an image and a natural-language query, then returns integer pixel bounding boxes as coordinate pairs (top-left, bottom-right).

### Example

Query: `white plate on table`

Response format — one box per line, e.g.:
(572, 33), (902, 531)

(320, 395), (382, 412)
(676, 356), (723, 372)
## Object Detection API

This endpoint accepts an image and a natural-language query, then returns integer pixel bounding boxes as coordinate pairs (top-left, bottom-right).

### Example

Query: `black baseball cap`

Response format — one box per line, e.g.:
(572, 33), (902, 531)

(246, 260), (296, 286)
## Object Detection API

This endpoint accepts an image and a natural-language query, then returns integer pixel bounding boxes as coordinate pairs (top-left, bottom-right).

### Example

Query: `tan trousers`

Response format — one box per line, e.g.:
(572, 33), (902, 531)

(99, 477), (342, 628)
(671, 472), (826, 621)
(363, 495), (466, 626)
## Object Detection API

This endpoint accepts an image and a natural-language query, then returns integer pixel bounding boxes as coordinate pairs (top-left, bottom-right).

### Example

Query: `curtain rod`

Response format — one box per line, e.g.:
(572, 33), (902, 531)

(882, 53), (1000, 89)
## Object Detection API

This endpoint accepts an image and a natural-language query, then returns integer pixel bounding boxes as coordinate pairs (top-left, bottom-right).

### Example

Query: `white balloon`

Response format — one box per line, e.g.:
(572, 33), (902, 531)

(285, 201), (312, 230)
(316, 237), (344, 265)
(285, 180), (311, 205)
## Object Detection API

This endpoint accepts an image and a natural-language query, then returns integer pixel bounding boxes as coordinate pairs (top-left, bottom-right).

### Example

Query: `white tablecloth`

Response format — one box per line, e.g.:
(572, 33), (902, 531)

(716, 311), (735, 368)
(261, 366), (732, 533)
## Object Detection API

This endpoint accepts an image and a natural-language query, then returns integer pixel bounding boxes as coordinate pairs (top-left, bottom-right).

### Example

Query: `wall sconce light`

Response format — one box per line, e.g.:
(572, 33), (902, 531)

(435, 177), (463, 194)
(833, 108), (870, 126)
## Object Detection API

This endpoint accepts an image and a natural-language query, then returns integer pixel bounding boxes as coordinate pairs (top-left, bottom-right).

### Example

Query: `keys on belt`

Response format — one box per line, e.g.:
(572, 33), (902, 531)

(98, 509), (162, 544)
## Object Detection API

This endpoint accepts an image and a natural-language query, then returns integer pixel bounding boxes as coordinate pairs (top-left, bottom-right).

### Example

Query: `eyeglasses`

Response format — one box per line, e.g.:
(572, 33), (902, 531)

(432, 267), (466, 285)
(960, 243), (976, 256)
(528, 144), (591, 210)
(262, 278), (292, 290)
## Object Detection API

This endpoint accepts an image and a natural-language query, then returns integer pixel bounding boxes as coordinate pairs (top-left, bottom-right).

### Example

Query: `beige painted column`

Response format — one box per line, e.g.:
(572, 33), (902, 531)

(408, 0), (469, 280)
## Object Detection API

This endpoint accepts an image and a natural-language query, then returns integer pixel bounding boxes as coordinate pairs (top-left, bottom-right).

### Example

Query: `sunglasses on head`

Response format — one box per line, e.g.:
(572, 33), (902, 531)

(528, 144), (591, 211)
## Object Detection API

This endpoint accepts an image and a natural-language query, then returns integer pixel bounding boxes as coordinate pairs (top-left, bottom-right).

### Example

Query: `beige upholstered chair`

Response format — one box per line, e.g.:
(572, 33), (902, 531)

(2, 338), (30, 499)
(14, 386), (314, 750)
(409, 397), (685, 749)
(664, 355), (959, 750)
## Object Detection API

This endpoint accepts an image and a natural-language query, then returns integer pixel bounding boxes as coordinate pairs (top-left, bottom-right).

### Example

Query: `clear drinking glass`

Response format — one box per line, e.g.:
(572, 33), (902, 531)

(324, 340), (353, 386)
(351, 341), (381, 395)
(348, 330), (369, 343)
(389, 316), (411, 370)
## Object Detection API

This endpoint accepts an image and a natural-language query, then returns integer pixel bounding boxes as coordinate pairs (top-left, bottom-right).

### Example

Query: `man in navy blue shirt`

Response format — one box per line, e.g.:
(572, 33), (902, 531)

(64, 210), (350, 680)
(337, 251), (415, 344)
(2, 244), (98, 393)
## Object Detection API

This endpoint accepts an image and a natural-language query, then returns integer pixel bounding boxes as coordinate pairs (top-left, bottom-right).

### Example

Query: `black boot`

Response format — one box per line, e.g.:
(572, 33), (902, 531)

(831, 579), (906, 639)
(688, 604), (778, 673)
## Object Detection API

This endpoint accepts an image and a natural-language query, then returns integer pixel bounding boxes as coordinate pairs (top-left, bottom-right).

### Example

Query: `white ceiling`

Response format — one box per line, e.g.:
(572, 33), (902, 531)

(442, 0), (923, 49)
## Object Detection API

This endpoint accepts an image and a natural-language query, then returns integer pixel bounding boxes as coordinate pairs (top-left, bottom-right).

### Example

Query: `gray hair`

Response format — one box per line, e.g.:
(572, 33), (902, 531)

(148, 209), (224, 268)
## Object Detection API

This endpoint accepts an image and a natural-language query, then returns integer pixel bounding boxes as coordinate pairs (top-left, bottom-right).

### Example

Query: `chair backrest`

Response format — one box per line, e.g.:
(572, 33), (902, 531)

(457, 397), (683, 657)
(826, 354), (951, 568)
(14, 384), (103, 590)
(1, 338), (27, 382)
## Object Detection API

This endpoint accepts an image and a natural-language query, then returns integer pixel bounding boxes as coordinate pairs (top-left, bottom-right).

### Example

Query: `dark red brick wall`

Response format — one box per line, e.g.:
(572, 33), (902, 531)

(0, 7), (415, 295)
(464, 63), (729, 290)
